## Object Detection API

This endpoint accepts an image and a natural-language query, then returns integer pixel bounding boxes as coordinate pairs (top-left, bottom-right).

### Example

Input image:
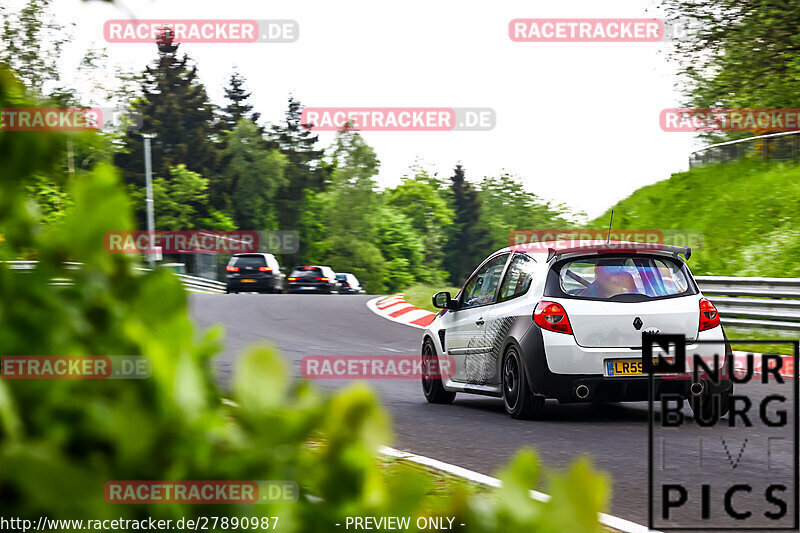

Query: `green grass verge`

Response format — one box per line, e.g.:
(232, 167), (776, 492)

(725, 326), (799, 356)
(379, 455), (492, 514)
(590, 160), (800, 277)
(401, 284), (460, 312)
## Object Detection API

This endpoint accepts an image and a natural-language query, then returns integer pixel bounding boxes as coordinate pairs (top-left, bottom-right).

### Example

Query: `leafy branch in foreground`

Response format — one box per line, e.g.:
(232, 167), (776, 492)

(0, 64), (608, 533)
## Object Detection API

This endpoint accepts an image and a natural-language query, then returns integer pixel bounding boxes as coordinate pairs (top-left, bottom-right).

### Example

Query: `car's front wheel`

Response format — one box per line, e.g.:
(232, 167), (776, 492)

(421, 339), (456, 404)
(502, 346), (545, 420)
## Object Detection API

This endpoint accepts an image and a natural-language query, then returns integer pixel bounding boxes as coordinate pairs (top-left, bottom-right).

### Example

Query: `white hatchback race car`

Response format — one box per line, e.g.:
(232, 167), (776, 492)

(421, 241), (733, 420)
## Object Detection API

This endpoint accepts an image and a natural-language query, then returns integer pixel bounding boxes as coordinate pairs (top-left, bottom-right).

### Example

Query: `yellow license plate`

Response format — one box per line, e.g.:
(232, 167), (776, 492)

(608, 359), (644, 376)
(606, 358), (677, 377)
(241, 279), (256, 283)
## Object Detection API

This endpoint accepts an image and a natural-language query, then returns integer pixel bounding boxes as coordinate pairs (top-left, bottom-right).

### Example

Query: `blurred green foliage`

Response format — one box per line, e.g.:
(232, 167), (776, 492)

(0, 65), (608, 532)
(664, 0), (800, 111)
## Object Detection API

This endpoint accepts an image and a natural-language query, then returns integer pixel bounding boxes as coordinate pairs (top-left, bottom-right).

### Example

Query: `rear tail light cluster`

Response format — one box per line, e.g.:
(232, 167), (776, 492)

(316, 277), (329, 282)
(532, 298), (721, 336)
(258, 266), (272, 272)
(698, 298), (720, 331)
(226, 266), (239, 272)
(534, 301), (573, 334)
(287, 277), (298, 281)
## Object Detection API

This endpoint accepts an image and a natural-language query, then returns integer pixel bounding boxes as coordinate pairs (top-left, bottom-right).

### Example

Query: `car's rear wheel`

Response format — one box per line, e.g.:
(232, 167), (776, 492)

(502, 347), (545, 420)
(421, 339), (456, 404)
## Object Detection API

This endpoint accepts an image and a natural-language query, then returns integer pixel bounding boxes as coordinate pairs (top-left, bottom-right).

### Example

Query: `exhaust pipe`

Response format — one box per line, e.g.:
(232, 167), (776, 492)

(575, 384), (590, 399)
(690, 382), (704, 396)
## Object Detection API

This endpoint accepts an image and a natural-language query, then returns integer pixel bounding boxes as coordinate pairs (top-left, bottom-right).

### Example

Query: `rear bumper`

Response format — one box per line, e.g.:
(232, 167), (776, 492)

(537, 374), (727, 402)
(227, 276), (278, 292)
(288, 283), (335, 293)
(540, 326), (728, 375)
(338, 287), (361, 294)
(519, 323), (732, 402)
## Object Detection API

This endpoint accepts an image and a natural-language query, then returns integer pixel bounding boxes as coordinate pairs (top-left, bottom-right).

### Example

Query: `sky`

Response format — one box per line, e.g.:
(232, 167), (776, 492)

(24, 0), (703, 219)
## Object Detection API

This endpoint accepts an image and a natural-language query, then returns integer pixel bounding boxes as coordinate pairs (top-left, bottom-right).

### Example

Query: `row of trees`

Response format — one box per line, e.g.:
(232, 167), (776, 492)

(111, 31), (575, 291)
(3, 2), (575, 292)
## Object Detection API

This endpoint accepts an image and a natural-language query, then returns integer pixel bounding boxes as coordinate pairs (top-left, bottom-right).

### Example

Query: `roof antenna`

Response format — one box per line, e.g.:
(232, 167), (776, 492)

(606, 209), (614, 244)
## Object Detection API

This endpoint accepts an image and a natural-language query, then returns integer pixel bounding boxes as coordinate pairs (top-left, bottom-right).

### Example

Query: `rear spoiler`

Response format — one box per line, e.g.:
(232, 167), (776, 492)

(544, 243), (692, 262)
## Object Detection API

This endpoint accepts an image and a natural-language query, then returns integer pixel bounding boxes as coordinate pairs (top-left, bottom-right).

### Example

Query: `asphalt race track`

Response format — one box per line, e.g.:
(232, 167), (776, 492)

(190, 293), (798, 529)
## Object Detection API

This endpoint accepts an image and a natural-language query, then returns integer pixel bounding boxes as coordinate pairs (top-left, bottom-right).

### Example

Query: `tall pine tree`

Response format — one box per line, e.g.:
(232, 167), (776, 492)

(221, 69), (260, 130)
(114, 29), (218, 192)
(444, 164), (489, 285)
(212, 70), (273, 214)
(271, 97), (329, 230)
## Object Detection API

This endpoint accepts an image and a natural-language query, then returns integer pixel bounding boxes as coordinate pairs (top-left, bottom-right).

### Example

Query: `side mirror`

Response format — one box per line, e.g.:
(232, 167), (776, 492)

(432, 291), (457, 310)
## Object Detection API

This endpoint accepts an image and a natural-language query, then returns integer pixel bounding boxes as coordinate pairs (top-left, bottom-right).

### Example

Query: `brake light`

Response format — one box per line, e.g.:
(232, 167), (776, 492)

(316, 277), (329, 282)
(258, 266), (271, 272)
(533, 301), (573, 334)
(226, 266), (239, 272)
(288, 277), (298, 281)
(699, 298), (720, 331)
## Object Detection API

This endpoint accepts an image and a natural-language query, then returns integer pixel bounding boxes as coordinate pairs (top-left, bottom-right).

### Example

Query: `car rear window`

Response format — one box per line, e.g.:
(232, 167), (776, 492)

(558, 256), (691, 300)
(290, 267), (323, 277)
(233, 255), (266, 268)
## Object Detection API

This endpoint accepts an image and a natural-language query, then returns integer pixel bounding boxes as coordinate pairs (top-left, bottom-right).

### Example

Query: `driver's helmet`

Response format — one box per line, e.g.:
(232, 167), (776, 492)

(594, 258), (627, 276)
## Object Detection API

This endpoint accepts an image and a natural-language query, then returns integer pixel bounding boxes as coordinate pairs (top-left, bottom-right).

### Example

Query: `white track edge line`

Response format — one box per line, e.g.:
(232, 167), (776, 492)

(379, 445), (659, 533)
(221, 404), (655, 532)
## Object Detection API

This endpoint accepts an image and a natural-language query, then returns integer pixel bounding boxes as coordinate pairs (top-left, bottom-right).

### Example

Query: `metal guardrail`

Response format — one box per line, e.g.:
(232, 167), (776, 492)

(174, 273), (226, 293)
(5, 261), (226, 294)
(5, 262), (800, 328)
(696, 276), (800, 331)
(689, 130), (800, 168)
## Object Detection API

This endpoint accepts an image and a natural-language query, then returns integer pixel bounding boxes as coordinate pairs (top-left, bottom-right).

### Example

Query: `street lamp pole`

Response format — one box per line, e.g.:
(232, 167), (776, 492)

(142, 134), (157, 267)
